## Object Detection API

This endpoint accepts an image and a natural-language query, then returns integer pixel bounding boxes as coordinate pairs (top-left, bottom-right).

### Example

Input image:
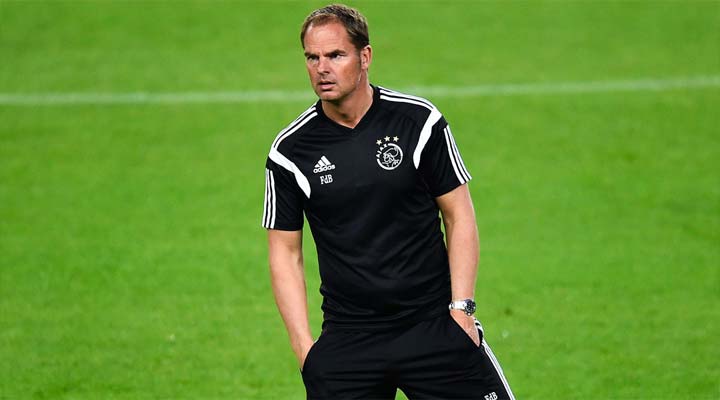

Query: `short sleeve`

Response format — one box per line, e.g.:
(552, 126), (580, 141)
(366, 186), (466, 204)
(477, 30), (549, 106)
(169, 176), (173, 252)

(417, 117), (472, 197)
(262, 157), (304, 230)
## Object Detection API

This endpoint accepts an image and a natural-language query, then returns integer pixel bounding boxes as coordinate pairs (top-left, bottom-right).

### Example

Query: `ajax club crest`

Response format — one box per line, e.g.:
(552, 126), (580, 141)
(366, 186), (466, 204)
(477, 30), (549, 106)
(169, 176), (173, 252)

(375, 136), (403, 170)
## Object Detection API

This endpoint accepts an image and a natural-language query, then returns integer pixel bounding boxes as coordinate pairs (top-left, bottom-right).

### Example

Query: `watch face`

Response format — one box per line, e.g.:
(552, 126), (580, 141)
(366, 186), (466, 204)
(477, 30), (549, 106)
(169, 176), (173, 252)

(465, 300), (476, 315)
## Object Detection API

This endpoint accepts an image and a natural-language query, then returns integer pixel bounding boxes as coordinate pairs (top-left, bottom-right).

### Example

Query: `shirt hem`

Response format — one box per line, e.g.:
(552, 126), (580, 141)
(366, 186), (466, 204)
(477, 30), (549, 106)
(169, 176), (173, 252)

(321, 304), (449, 332)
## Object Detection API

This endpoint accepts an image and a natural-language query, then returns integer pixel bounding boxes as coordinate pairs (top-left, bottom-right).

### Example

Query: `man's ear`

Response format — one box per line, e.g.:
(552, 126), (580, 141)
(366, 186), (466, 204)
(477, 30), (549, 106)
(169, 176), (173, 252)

(360, 45), (373, 70)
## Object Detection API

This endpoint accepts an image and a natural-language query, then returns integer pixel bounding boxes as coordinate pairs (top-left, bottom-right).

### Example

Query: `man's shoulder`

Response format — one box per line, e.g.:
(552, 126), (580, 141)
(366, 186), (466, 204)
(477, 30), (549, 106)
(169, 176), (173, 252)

(268, 102), (320, 155)
(376, 86), (441, 121)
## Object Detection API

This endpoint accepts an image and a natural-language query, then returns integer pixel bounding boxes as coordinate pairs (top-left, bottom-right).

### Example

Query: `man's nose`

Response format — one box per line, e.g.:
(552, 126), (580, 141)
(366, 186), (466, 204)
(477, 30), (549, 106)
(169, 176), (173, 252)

(317, 56), (330, 74)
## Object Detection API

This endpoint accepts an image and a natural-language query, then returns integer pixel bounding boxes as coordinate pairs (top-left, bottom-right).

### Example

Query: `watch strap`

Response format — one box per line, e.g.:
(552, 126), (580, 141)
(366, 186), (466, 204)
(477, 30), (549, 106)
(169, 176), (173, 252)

(448, 299), (476, 315)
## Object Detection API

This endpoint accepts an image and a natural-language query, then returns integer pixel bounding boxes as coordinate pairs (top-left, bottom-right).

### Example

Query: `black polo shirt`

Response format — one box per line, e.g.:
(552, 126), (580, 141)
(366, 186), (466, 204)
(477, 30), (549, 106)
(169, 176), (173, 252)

(262, 85), (472, 330)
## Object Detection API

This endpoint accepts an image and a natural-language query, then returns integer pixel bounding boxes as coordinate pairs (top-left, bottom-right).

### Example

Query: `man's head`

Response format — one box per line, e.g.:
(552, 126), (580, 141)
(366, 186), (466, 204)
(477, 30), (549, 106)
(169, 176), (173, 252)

(300, 4), (369, 51)
(300, 4), (372, 104)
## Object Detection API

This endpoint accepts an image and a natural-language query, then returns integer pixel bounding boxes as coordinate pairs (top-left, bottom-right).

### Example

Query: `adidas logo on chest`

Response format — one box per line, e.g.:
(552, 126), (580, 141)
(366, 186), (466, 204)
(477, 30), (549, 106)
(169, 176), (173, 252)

(313, 156), (336, 173)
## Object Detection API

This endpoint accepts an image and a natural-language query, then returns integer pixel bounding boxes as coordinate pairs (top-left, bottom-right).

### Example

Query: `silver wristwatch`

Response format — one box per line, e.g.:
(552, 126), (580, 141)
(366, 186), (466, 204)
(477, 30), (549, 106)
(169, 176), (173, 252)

(448, 299), (476, 316)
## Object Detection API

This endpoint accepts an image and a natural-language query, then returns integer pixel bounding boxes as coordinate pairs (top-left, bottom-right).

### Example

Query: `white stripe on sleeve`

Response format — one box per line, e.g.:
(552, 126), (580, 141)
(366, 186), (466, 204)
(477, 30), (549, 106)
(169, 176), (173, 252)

(445, 126), (471, 182)
(443, 127), (466, 183)
(262, 169), (270, 227)
(268, 170), (276, 228)
(262, 169), (277, 228)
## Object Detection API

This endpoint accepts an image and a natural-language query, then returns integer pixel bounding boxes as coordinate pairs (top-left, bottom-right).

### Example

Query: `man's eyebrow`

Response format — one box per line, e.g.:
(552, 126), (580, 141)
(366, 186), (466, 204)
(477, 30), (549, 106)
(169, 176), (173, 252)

(304, 49), (346, 57)
(324, 49), (345, 56)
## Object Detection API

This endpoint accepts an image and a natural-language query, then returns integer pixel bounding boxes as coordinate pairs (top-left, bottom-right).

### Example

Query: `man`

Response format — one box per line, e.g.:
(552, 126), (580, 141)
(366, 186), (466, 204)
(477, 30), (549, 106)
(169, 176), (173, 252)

(262, 4), (514, 399)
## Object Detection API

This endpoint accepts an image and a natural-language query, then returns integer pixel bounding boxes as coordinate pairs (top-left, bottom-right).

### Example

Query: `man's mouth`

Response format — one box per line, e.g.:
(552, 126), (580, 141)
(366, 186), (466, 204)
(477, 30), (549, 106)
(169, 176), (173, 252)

(318, 81), (335, 90)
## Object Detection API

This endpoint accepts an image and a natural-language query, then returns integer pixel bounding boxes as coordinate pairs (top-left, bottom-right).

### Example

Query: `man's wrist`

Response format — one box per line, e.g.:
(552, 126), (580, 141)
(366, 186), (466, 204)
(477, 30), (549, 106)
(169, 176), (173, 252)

(449, 309), (473, 319)
(448, 298), (476, 315)
(291, 334), (314, 352)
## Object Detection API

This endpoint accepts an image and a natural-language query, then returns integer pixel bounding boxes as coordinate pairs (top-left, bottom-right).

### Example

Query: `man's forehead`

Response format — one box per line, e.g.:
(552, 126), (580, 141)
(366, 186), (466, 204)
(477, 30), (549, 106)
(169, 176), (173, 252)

(303, 22), (354, 51)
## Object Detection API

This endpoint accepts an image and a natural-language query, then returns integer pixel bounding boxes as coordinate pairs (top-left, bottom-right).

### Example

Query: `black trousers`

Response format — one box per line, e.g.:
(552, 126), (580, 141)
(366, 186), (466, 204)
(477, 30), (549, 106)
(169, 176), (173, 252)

(301, 314), (514, 400)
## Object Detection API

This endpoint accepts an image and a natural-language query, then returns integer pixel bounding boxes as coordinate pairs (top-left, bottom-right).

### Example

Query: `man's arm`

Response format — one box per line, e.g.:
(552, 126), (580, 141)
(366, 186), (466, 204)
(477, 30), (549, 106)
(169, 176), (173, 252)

(436, 184), (481, 346)
(267, 229), (315, 368)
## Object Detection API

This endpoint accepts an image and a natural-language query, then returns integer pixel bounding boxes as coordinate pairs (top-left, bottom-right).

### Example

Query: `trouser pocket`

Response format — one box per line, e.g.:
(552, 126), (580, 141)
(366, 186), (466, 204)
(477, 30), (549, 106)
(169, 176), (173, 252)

(447, 315), (484, 349)
(301, 340), (320, 373)
(301, 329), (330, 376)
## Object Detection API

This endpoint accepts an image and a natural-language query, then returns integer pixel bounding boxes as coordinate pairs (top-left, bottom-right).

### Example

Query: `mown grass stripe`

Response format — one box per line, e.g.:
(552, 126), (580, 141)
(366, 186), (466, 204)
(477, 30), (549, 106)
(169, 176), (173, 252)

(0, 75), (718, 106)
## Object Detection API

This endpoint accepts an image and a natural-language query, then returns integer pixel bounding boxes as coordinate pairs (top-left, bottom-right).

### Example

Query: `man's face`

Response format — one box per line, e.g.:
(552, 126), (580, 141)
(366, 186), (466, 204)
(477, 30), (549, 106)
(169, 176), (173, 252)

(303, 22), (370, 103)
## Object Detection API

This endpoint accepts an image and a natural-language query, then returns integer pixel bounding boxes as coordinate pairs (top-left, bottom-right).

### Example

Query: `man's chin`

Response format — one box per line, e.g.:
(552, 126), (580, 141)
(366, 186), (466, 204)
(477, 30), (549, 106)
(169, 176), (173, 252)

(315, 90), (337, 100)
(318, 94), (337, 102)
(315, 89), (341, 102)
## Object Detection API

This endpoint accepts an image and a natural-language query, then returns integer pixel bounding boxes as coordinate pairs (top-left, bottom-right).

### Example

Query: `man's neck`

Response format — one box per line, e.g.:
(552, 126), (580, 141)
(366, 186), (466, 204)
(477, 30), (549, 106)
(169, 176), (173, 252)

(321, 84), (374, 129)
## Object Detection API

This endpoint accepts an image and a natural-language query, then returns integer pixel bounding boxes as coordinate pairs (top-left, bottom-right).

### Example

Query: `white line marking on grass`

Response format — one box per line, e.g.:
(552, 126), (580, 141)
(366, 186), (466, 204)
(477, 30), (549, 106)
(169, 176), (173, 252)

(409, 75), (720, 98)
(0, 90), (314, 106)
(0, 75), (718, 106)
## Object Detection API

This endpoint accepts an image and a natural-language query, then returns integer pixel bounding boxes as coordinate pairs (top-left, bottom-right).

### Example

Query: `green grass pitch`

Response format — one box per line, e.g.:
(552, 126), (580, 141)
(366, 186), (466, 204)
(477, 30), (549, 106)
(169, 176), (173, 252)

(1, 1), (718, 399)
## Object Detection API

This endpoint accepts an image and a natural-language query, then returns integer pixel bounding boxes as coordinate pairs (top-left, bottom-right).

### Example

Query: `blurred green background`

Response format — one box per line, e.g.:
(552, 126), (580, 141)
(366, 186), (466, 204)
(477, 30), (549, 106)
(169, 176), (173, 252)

(1, 1), (718, 399)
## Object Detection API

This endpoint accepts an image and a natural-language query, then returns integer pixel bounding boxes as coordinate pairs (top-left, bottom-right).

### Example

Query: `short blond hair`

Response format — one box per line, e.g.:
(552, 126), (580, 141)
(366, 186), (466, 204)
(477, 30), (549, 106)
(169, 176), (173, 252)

(300, 4), (370, 50)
